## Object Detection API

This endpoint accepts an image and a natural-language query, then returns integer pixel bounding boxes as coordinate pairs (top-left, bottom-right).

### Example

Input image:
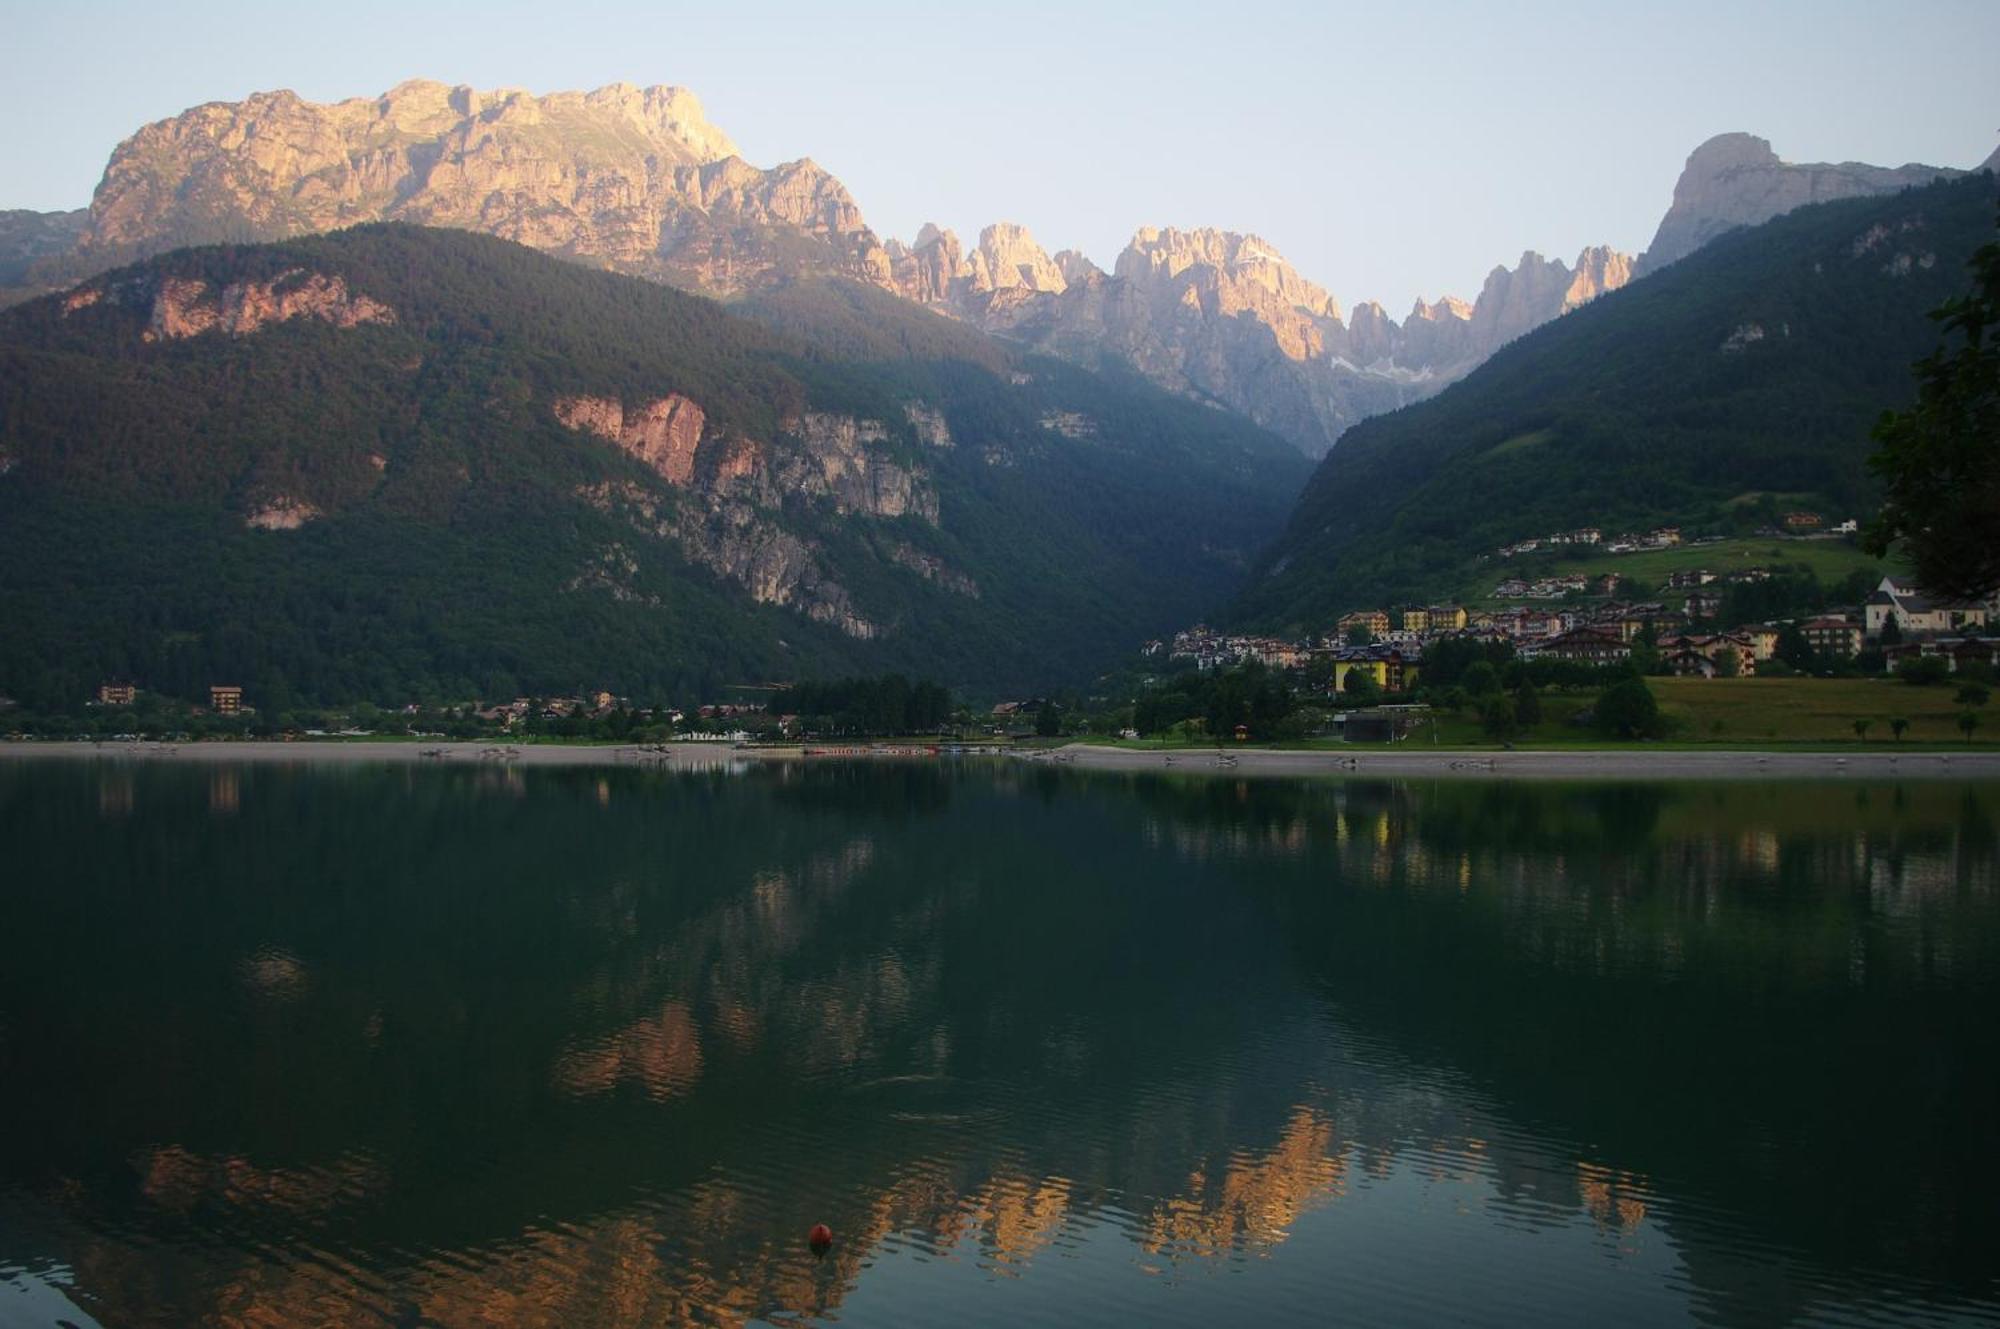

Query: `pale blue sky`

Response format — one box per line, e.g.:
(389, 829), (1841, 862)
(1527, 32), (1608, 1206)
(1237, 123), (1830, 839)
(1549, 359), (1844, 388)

(5, 0), (1996, 312)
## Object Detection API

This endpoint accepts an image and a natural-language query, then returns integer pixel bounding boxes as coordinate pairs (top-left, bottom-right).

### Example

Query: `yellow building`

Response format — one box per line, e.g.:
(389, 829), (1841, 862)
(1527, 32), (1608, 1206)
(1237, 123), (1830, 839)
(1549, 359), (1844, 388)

(1398, 607), (1430, 634)
(1426, 605), (1469, 631)
(1332, 649), (1420, 694)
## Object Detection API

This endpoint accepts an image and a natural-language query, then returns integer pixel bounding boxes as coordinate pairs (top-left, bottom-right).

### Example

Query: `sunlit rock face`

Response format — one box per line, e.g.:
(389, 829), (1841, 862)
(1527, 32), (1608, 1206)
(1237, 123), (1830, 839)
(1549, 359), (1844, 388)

(55, 80), (888, 297)
(557, 399), (940, 641)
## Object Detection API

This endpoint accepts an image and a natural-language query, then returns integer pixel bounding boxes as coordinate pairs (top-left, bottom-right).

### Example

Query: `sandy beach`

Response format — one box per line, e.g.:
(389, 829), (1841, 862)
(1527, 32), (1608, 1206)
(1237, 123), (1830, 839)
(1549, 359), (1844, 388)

(6, 739), (2000, 780)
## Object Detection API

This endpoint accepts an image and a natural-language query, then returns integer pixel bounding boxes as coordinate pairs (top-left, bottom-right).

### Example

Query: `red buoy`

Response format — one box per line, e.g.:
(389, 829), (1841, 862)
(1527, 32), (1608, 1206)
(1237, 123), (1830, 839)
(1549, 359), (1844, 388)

(808, 1223), (833, 1256)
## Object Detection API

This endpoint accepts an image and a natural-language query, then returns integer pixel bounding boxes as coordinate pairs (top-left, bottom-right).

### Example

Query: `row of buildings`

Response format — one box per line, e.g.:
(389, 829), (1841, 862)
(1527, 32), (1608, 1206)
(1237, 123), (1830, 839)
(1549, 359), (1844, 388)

(1494, 526), (1683, 559)
(1154, 576), (1999, 693)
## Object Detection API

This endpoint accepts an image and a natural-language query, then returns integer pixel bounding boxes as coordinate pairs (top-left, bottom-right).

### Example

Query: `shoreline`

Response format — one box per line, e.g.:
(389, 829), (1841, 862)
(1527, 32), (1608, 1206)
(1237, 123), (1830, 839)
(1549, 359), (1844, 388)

(4, 739), (2000, 780)
(1053, 743), (2000, 780)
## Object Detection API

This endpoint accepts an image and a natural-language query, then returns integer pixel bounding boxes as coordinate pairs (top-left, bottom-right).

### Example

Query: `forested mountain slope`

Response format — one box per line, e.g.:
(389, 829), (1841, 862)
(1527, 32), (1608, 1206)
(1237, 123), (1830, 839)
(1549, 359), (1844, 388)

(0, 225), (1308, 708)
(1235, 172), (1997, 629)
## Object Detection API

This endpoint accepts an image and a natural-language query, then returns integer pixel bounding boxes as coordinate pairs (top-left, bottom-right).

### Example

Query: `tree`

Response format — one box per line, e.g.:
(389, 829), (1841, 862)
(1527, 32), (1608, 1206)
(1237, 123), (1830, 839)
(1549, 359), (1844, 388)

(1879, 615), (1904, 646)
(1345, 626), (1376, 646)
(1341, 669), (1382, 708)
(1461, 661), (1502, 697)
(1513, 680), (1542, 729)
(1956, 681), (1991, 708)
(1775, 623), (1816, 673)
(1630, 620), (1664, 676)
(1897, 655), (1952, 686)
(1891, 716), (1910, 742)
(1959, 710), (1981, 744)
(1480, 695), (1519, 741)
(1595, 677), (1661, 740)
(1713, 645), (1740, 678)
(1035, 702), (1062, 737)
(1853, 718), (1872, 742)
(1865, 214), (2000, 598)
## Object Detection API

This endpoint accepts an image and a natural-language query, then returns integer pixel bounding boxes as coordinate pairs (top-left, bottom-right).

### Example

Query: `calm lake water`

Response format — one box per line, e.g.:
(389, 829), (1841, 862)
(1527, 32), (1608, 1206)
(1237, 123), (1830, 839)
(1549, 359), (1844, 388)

(1, 758), (1997, 1327)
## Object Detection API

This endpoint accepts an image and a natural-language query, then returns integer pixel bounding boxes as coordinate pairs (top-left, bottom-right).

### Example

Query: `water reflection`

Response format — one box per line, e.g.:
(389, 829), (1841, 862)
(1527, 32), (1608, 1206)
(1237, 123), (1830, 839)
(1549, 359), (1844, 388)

(0, 760), (1995, 1327)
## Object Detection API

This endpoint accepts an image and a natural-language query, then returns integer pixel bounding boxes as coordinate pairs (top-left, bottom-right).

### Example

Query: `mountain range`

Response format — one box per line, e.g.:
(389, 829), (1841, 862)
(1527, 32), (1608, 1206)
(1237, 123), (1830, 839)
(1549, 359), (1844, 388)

(3, 80), (1987, 456)
(0, 226), (1305, 707)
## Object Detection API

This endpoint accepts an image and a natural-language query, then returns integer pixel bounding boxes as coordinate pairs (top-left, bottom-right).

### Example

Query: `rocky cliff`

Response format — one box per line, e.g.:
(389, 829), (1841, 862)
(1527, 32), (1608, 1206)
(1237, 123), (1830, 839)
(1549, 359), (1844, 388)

(44, 80), (890, 297)
(1638, 132), (1966, 274)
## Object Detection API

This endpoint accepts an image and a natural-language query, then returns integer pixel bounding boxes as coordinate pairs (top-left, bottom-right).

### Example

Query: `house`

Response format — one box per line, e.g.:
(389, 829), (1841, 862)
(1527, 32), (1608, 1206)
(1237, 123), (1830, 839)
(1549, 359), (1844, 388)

(1248, 639), (1305, 669)
(1337, 610), (1392, 638)
(1738, 626), (1780, 661)
(1801, 615), (1864, 658)
(1665, 647), (1723, 678)
(96, 682), (136, 706)
(1331, 644), (1421, 695)
(1662, 633), (1757, 677)
(1682, 591), (1724, 620)
(1540, 625), (1631, 664)
(1606, 604), (1685, 641)
(1398, 607), (1431, 634)
(1426, 605), (1469, 632)
(1783, 511), (1823, 532)
(1666, 569), (1716, 589)
(1865, 576), (1989, 638)
(1881, 638), (2000, 673)
(209, 685), (244, 716)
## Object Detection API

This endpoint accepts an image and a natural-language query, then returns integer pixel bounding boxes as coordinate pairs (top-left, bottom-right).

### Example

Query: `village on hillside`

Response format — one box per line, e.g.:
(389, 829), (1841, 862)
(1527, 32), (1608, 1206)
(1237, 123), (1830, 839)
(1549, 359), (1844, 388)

(1151, 572), (1998, 697)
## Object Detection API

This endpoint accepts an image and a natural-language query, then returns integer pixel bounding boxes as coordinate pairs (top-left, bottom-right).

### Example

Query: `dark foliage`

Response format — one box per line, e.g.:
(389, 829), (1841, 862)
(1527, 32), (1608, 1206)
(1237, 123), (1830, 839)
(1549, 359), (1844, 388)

(1865, 210), (2000, 597)
(773, 674), (952, 735)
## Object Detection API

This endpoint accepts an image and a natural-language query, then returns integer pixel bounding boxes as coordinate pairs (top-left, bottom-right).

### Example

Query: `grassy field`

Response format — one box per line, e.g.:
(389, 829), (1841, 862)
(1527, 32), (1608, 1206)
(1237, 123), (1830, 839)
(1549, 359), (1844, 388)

(1457, 536), (1892, 608)
(1651, 676), (1992, 744)
(1090, 677), (1997, 751)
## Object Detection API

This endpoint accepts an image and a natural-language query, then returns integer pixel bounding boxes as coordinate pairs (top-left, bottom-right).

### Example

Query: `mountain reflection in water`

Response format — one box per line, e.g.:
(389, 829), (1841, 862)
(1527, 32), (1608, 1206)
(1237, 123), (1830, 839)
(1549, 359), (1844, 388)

(0, 761), (1995, 1327)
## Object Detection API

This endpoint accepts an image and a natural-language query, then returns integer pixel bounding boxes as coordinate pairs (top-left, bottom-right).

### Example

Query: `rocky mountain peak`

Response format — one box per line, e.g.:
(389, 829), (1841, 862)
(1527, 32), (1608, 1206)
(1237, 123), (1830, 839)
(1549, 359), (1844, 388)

(1053, 250), (1105, 286)
(1639, 131), (1965, 273)
(1116, 227), (1340, 321)
(1562, 245), (1634, 311)
(66, 80), (819, 294)
(1408, 295), (1473, 323)
(969, 222), (1066, 294)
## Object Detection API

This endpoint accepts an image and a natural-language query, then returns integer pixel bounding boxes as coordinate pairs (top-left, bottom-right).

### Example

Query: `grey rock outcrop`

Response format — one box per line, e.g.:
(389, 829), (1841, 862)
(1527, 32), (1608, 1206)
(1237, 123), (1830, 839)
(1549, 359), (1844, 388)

(1639, 132), (1963, 274)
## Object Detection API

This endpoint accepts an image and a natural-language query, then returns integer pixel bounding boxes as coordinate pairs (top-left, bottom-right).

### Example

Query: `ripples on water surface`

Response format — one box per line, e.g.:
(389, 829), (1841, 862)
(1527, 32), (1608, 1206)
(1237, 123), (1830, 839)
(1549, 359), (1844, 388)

(1, 760), (1997, 1326)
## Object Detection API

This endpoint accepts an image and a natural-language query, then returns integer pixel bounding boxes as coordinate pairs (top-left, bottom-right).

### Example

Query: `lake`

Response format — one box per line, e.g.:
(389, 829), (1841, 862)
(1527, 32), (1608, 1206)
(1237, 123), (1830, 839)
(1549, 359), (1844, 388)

(1, 757), (1996, 1326)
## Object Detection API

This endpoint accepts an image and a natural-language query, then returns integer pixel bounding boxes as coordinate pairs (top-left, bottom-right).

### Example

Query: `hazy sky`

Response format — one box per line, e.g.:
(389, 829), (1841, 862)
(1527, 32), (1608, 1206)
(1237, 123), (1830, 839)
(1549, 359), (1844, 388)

(6, 0), (1996, 312)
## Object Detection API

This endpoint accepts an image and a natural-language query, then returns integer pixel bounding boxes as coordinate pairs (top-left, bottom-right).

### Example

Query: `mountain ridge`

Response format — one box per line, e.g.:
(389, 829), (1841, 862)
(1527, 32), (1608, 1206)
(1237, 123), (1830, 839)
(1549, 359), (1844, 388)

(1232, 170), (2000, 629)
(0, 223), (1309, 706)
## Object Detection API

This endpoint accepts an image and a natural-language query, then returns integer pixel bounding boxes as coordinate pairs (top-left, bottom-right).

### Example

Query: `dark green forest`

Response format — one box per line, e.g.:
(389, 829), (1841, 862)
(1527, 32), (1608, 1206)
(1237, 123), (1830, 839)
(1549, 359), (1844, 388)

(1235, 172), (2000, 629)
(0, 226), (1308, 710)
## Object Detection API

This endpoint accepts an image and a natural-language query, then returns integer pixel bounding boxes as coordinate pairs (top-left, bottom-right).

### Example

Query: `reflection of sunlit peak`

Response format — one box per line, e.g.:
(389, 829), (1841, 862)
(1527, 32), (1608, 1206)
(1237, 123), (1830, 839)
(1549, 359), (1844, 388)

(957, 1172), (1074, 1272)
(1141, 1106), (1346, 1260)
(1575, 1161), (1650, 1235)
(239, 946), (309, 1002)
(135, 1143), (389, 1215)
(552, 1001), (704, 1101)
